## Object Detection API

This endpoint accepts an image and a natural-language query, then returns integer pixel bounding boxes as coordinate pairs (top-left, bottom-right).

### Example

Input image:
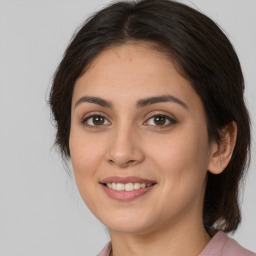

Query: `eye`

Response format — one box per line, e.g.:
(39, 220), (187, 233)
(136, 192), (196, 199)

(145, 114), (176, 128)
(82, 114), (110, 128)
(81, 113), (176, 129)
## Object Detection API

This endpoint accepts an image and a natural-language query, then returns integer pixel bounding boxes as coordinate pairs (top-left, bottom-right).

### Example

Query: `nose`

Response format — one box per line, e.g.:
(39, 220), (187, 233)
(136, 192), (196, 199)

(105, 125), (145, 169)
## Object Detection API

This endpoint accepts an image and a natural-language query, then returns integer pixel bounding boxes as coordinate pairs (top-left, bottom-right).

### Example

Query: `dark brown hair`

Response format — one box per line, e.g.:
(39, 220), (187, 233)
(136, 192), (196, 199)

(49, 0), (251, 236)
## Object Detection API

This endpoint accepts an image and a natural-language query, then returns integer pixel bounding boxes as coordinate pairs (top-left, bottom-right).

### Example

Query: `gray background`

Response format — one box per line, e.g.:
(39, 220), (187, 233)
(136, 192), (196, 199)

(1, 0), (255, 255)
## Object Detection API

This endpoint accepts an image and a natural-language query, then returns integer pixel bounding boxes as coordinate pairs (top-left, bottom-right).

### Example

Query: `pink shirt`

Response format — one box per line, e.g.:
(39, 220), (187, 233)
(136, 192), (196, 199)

(97, 231), (255, 256)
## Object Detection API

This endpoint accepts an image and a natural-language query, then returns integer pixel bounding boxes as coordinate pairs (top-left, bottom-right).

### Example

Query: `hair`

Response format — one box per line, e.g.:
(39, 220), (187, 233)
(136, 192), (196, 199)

(49, 0), (251, 236)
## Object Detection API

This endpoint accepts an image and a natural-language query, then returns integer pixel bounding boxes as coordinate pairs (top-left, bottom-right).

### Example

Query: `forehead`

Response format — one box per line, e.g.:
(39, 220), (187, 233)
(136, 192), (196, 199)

(87, 42), (175, 75)
(72, 42), (202, 111)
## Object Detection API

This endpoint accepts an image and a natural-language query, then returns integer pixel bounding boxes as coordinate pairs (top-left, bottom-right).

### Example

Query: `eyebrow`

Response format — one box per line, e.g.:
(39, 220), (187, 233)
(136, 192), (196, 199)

(74, 95), (188, 110)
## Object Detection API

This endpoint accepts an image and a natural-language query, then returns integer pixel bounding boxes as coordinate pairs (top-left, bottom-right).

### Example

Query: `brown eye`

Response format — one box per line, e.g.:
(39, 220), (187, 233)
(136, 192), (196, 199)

(92, 116), (105, 125)
(154, 116), (167, 125)
(82, 114), (110, 128)
(145, 114), (176, 128)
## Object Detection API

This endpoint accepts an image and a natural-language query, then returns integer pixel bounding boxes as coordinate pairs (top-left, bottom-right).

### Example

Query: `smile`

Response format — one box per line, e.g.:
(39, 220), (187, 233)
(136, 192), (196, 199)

(106, 182), (153, 191)
(100, 176), (156, 201)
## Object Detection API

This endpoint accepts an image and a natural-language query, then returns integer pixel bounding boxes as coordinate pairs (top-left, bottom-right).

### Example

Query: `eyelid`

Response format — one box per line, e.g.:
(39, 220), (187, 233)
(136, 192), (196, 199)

(144, 109), (176, 121)
(81, 111), (109, 121)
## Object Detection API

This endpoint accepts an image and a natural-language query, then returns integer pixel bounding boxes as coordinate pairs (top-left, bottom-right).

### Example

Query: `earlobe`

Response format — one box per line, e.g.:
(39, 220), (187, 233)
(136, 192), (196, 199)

(207, 121), (238, 175)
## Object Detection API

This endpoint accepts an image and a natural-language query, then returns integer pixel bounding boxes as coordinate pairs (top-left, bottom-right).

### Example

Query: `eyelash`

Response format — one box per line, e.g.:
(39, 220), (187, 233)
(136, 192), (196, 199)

(81, 112), (177, 129)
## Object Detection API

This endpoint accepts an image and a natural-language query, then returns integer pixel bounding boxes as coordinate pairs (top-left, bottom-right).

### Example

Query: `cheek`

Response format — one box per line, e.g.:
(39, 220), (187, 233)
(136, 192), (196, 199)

(146, 127), (210, 204)
(148, 127), (209, 170)
(69, 130), (108, 212)
(69, 127), (104, 171)
(69, 126), (107, 194)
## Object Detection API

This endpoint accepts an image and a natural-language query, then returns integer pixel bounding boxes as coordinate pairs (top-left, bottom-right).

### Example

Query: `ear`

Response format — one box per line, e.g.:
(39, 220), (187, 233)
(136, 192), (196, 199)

(207, 121), (238, 175)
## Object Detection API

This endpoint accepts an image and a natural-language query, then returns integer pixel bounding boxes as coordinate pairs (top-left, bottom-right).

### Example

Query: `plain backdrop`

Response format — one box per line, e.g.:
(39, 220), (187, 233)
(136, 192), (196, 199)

(1, 0), (255, 255)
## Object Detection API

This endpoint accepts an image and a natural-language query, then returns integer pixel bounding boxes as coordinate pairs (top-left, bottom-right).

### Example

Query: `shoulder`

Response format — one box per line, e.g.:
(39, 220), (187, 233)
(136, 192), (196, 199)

(97, 241), (112, 256)
(200, 231), (256, 256)
(97, 233), (256, 256)
(223, 233), (255, 256)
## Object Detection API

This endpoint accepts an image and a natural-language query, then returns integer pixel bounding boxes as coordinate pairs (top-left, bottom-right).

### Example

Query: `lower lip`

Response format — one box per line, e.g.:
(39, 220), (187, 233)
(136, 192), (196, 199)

(101, 184), (155, 201)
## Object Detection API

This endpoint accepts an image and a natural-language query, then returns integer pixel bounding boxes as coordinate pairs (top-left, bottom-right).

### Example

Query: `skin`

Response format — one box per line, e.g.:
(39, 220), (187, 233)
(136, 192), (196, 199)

(69, 42), (237, 256)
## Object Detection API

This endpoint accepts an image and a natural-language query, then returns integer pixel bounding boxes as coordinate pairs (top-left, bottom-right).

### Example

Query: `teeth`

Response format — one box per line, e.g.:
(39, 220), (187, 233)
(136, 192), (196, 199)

(140, 183), (146, 188)
(112, 183), (117, 190)
(106, 182), (153, 191)
(134, 183), (140, 190)
(116, 183), (124, 191)
(125, 183), (133, 191)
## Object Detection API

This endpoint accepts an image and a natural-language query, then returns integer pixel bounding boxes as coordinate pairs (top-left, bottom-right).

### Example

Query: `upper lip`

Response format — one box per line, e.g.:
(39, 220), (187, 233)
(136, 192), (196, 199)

(100, 176), (157, 184)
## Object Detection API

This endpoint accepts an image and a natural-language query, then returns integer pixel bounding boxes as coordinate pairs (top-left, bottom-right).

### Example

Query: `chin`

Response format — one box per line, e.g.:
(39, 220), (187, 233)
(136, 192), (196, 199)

(107, 220), (154, 234)
(97, 209), (158, 234)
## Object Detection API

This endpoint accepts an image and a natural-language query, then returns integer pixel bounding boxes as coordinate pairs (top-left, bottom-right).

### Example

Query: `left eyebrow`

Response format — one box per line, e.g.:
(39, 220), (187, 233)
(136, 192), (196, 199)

(136, 95), (188, 110)
(74, 94), (188, 110)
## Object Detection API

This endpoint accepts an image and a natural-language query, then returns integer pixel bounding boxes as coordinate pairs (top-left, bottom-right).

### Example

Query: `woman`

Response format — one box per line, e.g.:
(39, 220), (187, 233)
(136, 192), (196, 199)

(49, 0), (255, 255)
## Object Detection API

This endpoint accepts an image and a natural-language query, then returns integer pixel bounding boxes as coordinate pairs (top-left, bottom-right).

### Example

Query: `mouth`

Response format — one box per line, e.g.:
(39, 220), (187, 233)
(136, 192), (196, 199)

(99, 176), (157, 201)
(103, 182), (154, 191)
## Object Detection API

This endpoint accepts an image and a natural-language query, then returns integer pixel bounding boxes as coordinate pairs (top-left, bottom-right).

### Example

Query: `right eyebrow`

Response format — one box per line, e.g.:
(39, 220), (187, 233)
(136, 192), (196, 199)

(74, 96), (113, 109)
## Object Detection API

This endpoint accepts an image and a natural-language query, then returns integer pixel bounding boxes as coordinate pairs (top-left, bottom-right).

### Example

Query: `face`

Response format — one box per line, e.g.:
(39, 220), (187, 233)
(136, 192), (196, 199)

(69, 43), (215, 235)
